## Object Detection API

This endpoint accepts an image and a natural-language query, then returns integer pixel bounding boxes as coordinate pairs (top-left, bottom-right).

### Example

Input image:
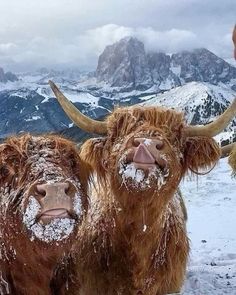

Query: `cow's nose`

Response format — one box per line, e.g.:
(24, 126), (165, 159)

(133, 137), (164, 150)
(133, 137), (166, 168)
(35, 182), (75, 224)
(36, 182), (73, 209)
(37, 182), (69, 197)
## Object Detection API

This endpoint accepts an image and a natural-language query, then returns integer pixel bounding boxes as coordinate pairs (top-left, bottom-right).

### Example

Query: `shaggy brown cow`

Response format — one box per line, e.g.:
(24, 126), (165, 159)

(0, 134), (90, 295)
(222, 142), (236, 176)
(50, 81), (236, 295)
(229, 144), (236, 175)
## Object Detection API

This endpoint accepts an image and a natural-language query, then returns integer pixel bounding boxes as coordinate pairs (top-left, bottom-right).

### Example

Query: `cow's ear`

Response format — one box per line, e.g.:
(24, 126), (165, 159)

(80, 138), (107, 171)
(0, 144), (21, 184)
(183, 137), (221, 174)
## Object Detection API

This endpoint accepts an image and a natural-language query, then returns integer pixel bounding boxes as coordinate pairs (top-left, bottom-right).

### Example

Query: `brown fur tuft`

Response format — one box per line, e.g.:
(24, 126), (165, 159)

(106, 106), (185, 142)
(229, 143), (236, 176)
(183, 136), (221, 175)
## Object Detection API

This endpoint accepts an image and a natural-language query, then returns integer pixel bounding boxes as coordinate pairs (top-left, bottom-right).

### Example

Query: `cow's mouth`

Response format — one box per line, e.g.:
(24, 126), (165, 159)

(121, 160), (166, 176)
(23, 195), (82, 243)
(37, 208), (77, 224)
(123, 142), (167, 172)
(132, 161), (158, 170)
(118, 145), (169, 190)
(123, 156), (165, 173)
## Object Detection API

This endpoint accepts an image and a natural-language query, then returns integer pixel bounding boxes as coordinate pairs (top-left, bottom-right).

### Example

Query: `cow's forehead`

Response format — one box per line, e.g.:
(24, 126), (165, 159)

(28, 136), (54, 150)
(106, 106), (185, 138)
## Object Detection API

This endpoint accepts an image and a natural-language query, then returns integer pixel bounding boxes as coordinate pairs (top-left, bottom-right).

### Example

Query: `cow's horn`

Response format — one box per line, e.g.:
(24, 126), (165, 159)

(49, 80), (107, 134)
(221, 142), (235, 158)
(184, 98), (236, 137)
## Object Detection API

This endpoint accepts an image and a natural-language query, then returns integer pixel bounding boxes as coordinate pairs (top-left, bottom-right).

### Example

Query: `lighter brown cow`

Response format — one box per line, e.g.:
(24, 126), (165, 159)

(50, 81), (236, 295)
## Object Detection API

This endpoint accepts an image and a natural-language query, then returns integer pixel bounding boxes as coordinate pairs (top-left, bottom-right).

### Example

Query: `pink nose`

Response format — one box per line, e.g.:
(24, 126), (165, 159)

(133, 144), (155, 164)
(36, 182), (73, 217)
(37, 182), (69, 197)
(132, 137), (166, 168)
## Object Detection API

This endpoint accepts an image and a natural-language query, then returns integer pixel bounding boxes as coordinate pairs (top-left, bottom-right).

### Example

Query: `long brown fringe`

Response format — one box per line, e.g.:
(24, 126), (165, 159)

(229, 144), (236, 177)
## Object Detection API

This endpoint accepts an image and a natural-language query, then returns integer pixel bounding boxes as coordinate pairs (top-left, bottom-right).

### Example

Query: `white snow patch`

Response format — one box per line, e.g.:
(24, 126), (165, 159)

(181, 158), (236, 294)
(25, 115), (41, 121)
(143, 139), (152, 146)
(119, 159), (169, 191)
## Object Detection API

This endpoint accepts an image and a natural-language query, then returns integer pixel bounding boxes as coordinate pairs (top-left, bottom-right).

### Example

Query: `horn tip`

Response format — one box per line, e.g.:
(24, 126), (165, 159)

(48, 80), (54, 87)
(48, 80), (58, 92)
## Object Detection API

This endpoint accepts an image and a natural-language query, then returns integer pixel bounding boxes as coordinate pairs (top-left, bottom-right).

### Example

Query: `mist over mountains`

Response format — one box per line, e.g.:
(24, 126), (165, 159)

(0, 36), (235, 142)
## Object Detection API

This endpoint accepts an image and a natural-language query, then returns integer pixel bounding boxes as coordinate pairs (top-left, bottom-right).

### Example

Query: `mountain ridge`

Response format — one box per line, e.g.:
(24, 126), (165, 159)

(0, 37), (235, 143)
(95, 37), (236, 91)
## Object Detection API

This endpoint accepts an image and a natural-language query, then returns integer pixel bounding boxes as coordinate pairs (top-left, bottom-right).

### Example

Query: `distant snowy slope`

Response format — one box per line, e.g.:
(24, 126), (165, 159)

(143, 82), (236, 143)
(143, 82), (236, 122)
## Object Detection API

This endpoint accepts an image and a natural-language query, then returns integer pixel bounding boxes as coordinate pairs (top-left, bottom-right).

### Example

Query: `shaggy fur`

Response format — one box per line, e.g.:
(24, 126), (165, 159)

(229, 143), (236, 176)
(0, 134), (90, 295)
(74, 106), (221, 295)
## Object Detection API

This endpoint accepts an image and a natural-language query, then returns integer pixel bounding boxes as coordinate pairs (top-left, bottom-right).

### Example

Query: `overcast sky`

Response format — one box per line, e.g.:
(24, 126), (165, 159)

(0, 0), (235, 72)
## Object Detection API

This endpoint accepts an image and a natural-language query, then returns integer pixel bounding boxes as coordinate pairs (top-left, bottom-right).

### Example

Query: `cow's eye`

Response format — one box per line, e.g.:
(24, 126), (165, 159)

(0, 165), (9, 177)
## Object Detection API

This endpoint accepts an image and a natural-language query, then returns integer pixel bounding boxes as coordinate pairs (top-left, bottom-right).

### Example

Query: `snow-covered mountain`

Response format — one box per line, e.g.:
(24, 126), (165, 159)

(0, 37), (236, 141)
(142, 82), (236, 144)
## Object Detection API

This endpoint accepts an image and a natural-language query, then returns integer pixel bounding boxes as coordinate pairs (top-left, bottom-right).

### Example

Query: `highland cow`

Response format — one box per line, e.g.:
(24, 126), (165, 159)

(0, 134), (90, 295)
(222, 142), (236, 176)
(50, 81), (236, 295)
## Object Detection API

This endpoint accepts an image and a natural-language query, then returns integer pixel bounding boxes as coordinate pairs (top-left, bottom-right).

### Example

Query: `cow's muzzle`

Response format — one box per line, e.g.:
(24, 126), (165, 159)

(34, 182), (77, 224)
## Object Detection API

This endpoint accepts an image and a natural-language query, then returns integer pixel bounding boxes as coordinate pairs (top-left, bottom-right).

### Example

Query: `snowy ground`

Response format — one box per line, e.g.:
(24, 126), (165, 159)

(180, 158), (236, 294)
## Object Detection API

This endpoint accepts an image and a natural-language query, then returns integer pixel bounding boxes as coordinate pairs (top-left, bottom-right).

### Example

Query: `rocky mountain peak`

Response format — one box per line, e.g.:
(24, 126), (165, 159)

(96, 37), (236, 91)
(171, 48), (236, 84)
(96, 36), (152, 89)
(0, 67), (18, 83)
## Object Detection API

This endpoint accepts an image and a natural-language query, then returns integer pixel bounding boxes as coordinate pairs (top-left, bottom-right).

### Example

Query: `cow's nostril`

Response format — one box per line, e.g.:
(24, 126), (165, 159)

(36, 185), (46, 197)
(155, 140), (164, 150)
(64, 182), (70, 194)
(133, 138), (141, 147)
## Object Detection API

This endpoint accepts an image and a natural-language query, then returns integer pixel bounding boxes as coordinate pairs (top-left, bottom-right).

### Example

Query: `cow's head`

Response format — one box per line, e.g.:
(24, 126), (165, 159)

(0, 134), (89, 245)
(49, 81), (236, 207)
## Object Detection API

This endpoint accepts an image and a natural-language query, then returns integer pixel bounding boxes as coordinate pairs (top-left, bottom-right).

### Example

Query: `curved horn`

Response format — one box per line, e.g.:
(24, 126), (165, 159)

(185, 98), (236, 137)
(221, 142), (235, 158)
(49, 80), (107, 134)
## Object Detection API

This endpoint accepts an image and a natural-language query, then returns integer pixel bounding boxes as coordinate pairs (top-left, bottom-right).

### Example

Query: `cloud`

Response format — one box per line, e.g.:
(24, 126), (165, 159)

(0, 24), (233, 71)
(0, 43), (18, 55)
(25, 25), (200, 70)
(77, 24), (200, 54)
(0, 0), (235, 71)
